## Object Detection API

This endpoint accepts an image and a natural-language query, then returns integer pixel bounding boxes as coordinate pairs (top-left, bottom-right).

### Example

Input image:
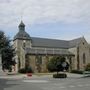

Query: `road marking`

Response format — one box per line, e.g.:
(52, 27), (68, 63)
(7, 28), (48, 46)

(23, 80), (48, 83)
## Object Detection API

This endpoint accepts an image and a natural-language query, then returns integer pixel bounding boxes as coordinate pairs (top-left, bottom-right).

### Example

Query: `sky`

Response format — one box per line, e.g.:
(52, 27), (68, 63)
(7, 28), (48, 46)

(0, 0), (90, 42)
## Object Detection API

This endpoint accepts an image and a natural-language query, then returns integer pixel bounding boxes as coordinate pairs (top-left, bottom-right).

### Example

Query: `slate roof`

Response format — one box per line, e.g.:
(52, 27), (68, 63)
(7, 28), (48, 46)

(69, 37), (84, 48)
(14, 30), (84, 49)
(25, 37), (84, 55)
(14, 33), (84, 48)
(31, 37), (84, 49)
(25, 48), (74, 56)
(31, 37), (70, 49)
(14, 30), (31, 40)
(14, 21), (31, 40)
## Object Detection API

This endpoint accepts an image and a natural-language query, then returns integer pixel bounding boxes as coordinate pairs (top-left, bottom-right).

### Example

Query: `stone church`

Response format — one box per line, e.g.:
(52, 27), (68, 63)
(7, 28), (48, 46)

(13, 21), (90, 73)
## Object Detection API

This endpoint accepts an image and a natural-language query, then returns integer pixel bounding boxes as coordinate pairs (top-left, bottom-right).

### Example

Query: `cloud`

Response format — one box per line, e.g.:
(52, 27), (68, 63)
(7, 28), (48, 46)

(0, 0), (90, 40)
(0, 0), (10, 3)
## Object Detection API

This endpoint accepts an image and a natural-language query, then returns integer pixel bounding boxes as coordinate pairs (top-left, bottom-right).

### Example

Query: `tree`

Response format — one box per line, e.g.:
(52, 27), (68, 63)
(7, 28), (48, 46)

(0, 31), (16, 72)
(47, 56), (69, 74)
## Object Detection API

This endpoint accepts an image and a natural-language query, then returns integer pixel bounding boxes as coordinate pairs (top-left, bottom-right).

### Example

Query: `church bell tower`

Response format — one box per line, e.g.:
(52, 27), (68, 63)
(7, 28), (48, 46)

(13, 21), (32, 71)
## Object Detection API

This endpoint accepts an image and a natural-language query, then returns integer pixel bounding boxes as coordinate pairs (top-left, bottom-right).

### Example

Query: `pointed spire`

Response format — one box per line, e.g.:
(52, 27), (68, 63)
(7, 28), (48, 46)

(18, 20), (25, 31)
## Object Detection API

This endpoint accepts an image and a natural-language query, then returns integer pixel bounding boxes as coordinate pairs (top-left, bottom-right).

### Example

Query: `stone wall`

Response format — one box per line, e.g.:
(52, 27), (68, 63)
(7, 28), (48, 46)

(69, 47), (77, 70)
(13, 39), (32, 70)
(26, 55), (54, 73)
(78, 39), (90, 70)
(69, 38), (90, 71)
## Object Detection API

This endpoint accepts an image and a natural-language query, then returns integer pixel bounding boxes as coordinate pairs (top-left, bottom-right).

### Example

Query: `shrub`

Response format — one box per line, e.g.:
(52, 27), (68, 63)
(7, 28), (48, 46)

(85, 63), (90, 71)
(18, 68), (26, 73)
(18, 67), (33, 74)
(53, 73), (67, 78)
(70, 70), (83, 74)
(47, 56), (69, 73)
(27, 67), (33, 73)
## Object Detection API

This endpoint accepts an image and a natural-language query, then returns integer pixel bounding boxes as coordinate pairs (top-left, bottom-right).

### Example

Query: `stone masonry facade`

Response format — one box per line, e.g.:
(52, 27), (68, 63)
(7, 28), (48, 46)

(13, 21), (90, 73)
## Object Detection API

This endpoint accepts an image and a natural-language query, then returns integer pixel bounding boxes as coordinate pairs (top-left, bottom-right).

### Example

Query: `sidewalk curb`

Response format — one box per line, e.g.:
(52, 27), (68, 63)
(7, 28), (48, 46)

(0, 73), (84, 79)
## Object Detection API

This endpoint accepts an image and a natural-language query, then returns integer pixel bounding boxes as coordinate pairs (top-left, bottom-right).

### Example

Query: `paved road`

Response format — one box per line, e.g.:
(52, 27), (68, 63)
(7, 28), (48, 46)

(0, 76), (90, 90)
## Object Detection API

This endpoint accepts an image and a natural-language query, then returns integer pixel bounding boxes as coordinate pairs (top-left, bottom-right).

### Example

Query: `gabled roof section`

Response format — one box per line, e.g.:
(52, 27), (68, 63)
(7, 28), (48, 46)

(31, 37), (70, 49)
(69, 37), (85, 48)
(31, 37), (87, 49)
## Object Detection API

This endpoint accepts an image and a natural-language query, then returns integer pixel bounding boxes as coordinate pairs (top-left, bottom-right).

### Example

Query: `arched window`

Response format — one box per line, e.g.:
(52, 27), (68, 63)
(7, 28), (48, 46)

(77, 47), (80, 70)
(83, 53), (86, 64)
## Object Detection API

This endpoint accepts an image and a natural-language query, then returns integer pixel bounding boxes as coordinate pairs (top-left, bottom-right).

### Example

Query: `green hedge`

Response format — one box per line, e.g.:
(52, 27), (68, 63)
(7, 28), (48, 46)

(53, 73), (67, 78)
(18, 67), (33, 74)
(70, 70), (83, 74)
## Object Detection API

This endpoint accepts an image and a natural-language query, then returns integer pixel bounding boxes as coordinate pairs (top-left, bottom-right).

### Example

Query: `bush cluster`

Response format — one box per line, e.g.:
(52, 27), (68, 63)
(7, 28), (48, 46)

(53, 73), (67, 78)
(70, 70), (83, 74)
(47, 56), (69, 73)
